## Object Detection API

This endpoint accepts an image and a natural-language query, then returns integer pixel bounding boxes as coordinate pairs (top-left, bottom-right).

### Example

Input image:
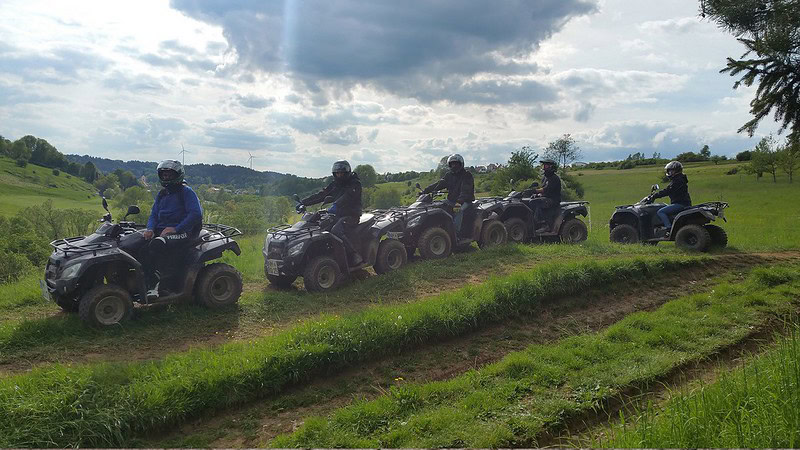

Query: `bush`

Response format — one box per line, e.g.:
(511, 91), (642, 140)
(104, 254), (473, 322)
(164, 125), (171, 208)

(726, 167), (739, 175)
(372, 187), (403, 209)
(0, 252), (33, 284)
(52, 169), (60, 176)
(618, 160), (636, 170)
(15, 159), (27, 168)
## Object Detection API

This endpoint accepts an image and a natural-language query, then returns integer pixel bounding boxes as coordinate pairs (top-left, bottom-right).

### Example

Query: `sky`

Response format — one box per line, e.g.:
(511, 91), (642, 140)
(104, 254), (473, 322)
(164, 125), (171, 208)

(0, 0), (782, 177)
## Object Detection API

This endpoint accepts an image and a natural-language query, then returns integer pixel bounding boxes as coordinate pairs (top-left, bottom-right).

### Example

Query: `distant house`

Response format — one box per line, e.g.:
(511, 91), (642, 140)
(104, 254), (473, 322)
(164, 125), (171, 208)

(571, 161), (588, 168)
(477, 165), (488, 173)
(487, 163), (500, 172)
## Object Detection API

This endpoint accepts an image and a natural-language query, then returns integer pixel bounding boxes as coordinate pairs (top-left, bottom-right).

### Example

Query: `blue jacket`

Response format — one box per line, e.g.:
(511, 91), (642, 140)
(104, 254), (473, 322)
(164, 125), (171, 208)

(146, 184), (203, 234)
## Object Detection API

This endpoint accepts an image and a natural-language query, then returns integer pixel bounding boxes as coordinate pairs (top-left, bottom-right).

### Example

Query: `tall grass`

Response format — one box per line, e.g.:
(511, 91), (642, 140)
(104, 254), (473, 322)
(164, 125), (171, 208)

(272, 264), (800, 448)
(0, 256), (700, 447)
(597, 320), (800, 448)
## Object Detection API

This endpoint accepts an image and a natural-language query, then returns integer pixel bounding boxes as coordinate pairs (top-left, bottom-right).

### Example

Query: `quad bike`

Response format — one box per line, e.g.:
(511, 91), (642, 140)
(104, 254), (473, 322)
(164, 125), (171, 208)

(488, 181), (589, 244)
(263, 195), (408, 292)
(609, 184), (729, 252)
(384, 183), (507, 259)
(41, 198), (243, 327)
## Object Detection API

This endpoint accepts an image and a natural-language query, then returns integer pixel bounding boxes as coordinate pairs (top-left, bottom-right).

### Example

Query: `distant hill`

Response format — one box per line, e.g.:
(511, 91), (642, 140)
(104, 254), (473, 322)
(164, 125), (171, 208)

(66, 155), (286, 189)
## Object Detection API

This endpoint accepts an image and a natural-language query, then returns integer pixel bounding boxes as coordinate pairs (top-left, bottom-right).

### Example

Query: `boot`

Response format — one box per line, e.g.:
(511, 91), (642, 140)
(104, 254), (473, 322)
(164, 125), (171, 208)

(349, 252), (364, 267)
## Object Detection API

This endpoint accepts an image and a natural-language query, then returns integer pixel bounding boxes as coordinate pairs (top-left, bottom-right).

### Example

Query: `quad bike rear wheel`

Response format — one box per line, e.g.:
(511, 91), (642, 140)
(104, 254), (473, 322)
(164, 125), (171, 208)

(374, 239), (408, 274)
(504, 217), (527, 243)
(266, 273), (297, 288)
(675, 224), (712, 252)
(560, 218), (588, 243)
(196, 263), (243, 308)
(303, 256), (344, 292)
(610, 224), (639, 244)
(705, 224), (728, 249)
(418, 227), (452, 259)
(478, 219), (508, 249)
(79, 284), (133, 327)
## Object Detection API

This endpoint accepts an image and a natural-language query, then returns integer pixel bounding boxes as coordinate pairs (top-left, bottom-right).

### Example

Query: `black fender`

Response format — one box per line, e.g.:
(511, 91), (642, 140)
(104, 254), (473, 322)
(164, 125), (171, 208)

(410, 210), (457, 243)
(76, 249), (148, 302)
(610, 209), (640, 232)
(499, 202), (534, 225)
(305, 233), (348, 272)
(671, 209), (713, 233)
(196, 239), (241, 264)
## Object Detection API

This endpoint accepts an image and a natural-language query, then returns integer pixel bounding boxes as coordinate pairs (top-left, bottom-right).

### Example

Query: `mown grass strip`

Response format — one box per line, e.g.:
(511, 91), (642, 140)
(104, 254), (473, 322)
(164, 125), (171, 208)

(272, 264), (800, 448)
(0, 255), (701, 447)
(597, 320), (800, 448)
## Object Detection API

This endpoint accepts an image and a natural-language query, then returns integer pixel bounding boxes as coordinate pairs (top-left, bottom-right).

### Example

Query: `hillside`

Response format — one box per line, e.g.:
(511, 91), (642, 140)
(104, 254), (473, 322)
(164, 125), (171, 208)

(0, 157), (103, 216)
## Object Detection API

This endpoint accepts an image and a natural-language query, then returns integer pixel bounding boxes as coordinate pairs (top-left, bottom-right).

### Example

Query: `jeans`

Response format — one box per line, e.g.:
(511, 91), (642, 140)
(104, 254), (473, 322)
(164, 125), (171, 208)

(145, 230), (196, 288)
(453, 201), (475, 237)
(657, 203), (688, 228)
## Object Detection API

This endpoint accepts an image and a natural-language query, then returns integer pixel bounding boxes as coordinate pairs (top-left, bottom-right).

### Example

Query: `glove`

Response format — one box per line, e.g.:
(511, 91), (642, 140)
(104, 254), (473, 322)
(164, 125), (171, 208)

(327, 203), (338, 214)
(295, 203), (305, 213)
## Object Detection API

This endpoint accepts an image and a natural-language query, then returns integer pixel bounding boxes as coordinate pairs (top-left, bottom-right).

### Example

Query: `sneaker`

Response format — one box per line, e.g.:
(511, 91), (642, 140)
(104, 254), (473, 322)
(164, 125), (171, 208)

(535, 226), (550, 234)
(349, 254), (364, 267)
(146, 282), (160, 300)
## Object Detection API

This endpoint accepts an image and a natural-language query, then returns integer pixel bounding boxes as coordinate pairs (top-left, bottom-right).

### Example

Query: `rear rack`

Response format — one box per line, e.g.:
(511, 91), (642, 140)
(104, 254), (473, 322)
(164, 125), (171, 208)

(50, 237), (114, 257)
(201, 223), (243, 243)
(696, 201), (729, 210)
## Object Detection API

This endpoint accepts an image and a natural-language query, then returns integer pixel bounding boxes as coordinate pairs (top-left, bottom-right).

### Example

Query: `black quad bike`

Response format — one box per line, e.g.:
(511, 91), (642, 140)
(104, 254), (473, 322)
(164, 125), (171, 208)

(263, 195), (408, 292)
(491, 181), (589, 244)
(41, 198), (244, 327)
(609, 184), (729, 252)
(385, 183), (507, 259)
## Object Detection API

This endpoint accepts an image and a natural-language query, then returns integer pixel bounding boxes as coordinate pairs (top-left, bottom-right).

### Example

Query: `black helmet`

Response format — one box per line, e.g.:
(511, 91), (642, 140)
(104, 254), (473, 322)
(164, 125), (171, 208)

(332, 160), (352, 183)
(540, 158), (557, 175)
(447, 153), (465, 172)
(665, 161), (683, 178)
(157, 160), (184, 187)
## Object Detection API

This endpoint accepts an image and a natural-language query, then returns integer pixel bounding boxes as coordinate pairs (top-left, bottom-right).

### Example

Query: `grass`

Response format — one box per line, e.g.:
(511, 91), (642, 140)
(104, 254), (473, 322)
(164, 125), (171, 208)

(0, 240), (682, 368)
(596, 320), (800, 448)
(271, 263), (800, 448)
(0, 157), (102, 216)
(0, 255), (701, 447)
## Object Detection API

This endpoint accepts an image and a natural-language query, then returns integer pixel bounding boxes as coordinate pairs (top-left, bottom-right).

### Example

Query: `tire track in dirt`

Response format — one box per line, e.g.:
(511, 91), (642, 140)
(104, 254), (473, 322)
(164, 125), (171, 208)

(148, 251), (800, 447)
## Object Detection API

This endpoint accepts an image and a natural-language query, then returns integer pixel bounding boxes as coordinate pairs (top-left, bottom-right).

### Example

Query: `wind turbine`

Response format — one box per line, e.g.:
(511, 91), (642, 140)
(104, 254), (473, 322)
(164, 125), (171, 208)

(179, 144), (190, 166)
(247, 151), (256, 170)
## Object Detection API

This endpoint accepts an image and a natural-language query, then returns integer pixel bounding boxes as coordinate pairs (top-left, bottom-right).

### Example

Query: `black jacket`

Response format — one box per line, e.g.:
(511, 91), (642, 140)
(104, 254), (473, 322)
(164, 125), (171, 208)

(540, 172), (561, 203)
(301, 173), (362, 218)
(654, 173), (691, 206)
(423, 170), (475, 204)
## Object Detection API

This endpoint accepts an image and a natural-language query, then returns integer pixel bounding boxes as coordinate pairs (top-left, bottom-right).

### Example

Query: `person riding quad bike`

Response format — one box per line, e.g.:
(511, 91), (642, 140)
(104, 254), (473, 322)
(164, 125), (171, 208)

(527, 158), (562, 233)
(141, 160), (203, 299)
(297, 160), (364, 266)
(421, 154), (476, 239)
(644, 161), (691, 238)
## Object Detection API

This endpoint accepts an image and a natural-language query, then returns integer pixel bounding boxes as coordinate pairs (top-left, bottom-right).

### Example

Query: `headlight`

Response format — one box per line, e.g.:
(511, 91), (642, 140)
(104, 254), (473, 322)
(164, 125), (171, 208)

(59, 263), (83, 279)
(408, 215), (422, 228)
(287, 242), (306, 257)
(264, 233), (271, 248)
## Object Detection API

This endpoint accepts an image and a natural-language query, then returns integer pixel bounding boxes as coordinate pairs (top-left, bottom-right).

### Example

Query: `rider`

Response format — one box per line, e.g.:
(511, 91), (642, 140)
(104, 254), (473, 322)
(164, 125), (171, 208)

(142, 160), (203, 298)
(299, 160), (364, 266)
(528, 158), (561, 232)
(422, 154), (475, 238)
(649, 161), (691, 235)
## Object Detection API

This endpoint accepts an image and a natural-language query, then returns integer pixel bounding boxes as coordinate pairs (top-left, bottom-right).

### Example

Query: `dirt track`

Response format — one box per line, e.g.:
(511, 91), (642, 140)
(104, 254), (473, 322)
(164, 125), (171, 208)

(149, 251), (800, 447)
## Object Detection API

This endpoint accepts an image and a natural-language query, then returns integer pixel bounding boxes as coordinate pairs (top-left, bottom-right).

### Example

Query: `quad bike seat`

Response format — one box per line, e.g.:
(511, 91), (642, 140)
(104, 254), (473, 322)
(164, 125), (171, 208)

(349, 214), (377, 238)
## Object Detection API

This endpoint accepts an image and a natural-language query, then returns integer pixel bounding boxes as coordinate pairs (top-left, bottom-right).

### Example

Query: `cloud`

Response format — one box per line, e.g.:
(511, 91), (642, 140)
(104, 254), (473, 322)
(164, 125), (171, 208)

(552, 68), (689, 105)
(573, 101), (595, 122)
(103, 70), (169, 93)
(171, 0), (598, 104)
(366, 128), (379, 143)
(233, 93), (274, 109)
(638, 17), (702, 34)
(319, 126), (361, 145)
(272, 102), (430, 136)
(0, 81), (58, 105)
(204, 126), (295, 152)
(0, 45), (110, 84)
(528, 103), (568, 122)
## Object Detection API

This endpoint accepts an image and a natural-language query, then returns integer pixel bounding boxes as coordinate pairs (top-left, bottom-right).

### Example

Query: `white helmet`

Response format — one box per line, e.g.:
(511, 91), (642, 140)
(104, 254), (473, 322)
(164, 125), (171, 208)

(665, 161), (683, 178)
(447, 153), (465, 172)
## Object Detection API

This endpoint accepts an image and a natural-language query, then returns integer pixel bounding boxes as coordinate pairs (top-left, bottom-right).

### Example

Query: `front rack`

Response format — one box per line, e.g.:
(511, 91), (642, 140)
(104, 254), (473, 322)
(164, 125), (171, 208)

(50, 237), (115, 257)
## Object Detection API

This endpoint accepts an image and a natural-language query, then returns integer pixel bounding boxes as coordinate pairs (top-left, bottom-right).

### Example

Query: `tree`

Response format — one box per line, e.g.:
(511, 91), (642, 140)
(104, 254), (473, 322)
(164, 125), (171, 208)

(736, 150), (753, 161)
(700, 145), (711, 159)
(94, 173), (120, 195)
(505, 147), (539, 182)
(81, 162), (98, 183)
(750, 135), (780, 182)
(777, 137), (800, 182)
(703, 0), (800, 140)
(113, 168), (139, 190)
(543, 134), (582, 168)
(354, 164), (378, 187)
(9, 140), (31, 161)
(711, 155), (727, 164)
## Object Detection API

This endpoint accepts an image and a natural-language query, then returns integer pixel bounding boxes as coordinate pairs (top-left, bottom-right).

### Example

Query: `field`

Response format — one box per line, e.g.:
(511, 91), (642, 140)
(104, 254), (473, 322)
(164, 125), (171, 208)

(1, 159), (799, 447)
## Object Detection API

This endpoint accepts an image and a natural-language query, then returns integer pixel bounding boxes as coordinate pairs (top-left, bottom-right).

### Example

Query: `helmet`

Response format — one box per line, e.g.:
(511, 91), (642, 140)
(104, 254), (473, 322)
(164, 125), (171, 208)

(157, 160), (184, 187)
(665, 161), (683, 178)
(540, 158), (557, 175)
(331, 160), (352, 183)
(447, 153), (465, 172)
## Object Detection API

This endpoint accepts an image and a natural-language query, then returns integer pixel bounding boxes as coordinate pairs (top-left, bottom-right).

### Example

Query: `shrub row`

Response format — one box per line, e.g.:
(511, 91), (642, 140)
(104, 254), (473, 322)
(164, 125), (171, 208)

(273, 265), (800, 447)
(0, 255), (703, 447)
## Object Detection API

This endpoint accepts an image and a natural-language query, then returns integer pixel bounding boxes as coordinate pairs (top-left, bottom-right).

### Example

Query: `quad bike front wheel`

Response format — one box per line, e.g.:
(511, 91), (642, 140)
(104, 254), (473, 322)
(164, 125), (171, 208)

(560, 218), (588, 244)
(55, 294), (79, 313)
(196, 263), (244, 308)
(418, 227), (452, 259)
(504, 217), (528, 243)
(374, 239), (408, 274)
(704, 224), (728, 249)
(675, 224), (712, 252)
(610, 224), (639, 244)
(79, 284), (134, 327)
(478, 219), (508, 249)
(304, 255), (344, 292)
